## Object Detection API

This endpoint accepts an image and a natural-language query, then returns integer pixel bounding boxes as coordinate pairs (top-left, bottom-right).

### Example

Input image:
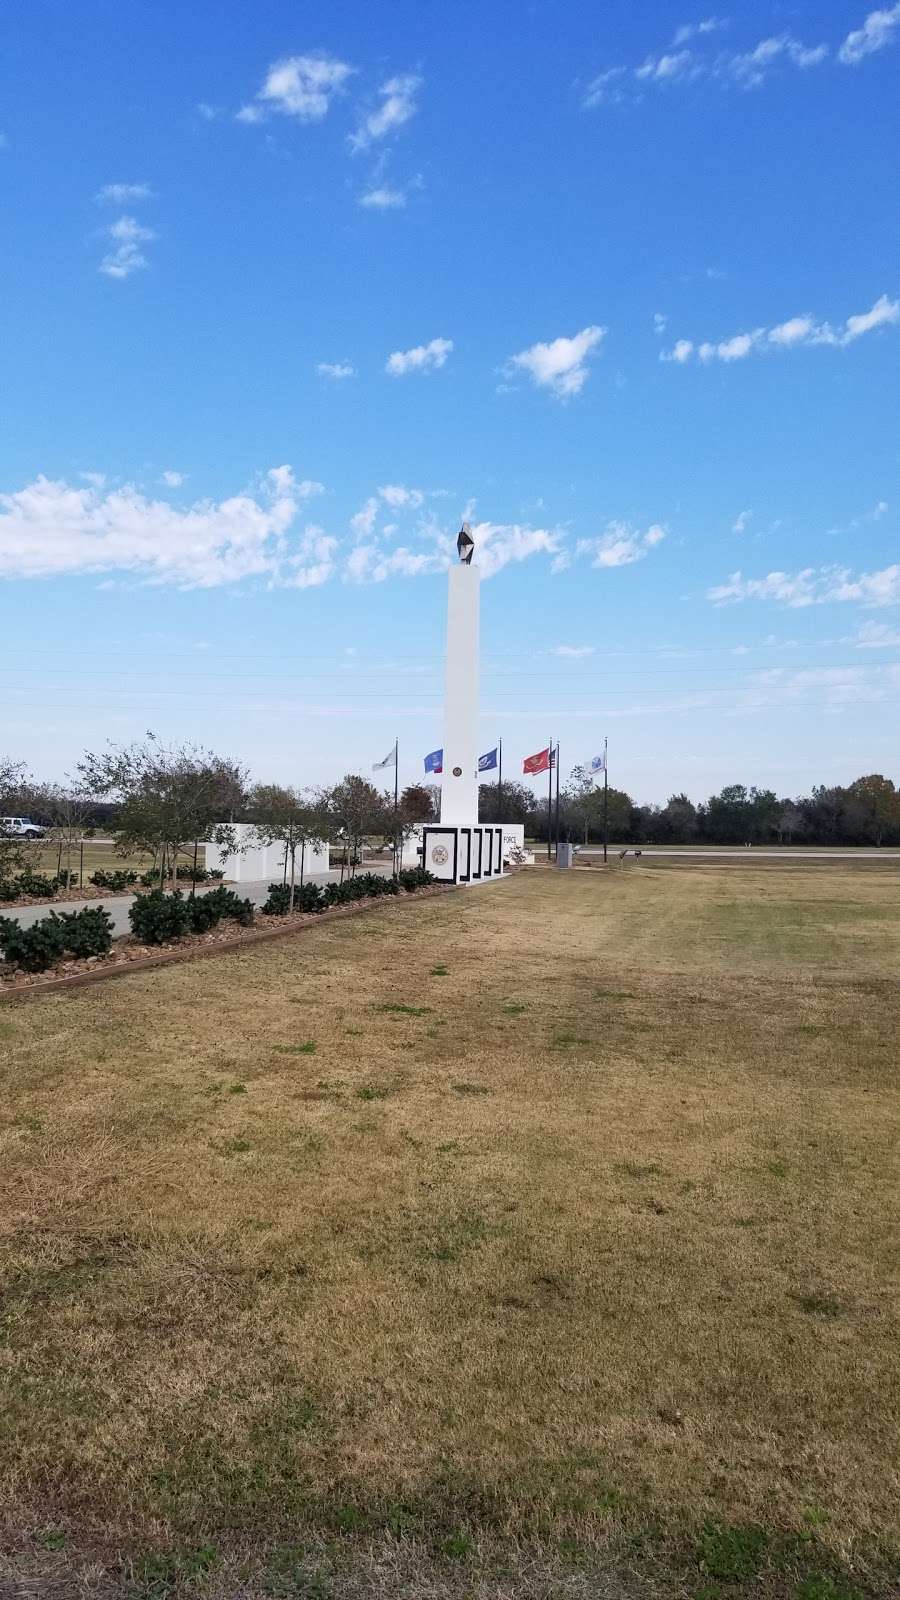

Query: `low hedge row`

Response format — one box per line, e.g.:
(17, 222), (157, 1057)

(261, 867), (434, 915)
(0, 906), (114, 973)
(129, 887), (254, 945)
(0, 868), (80, 901)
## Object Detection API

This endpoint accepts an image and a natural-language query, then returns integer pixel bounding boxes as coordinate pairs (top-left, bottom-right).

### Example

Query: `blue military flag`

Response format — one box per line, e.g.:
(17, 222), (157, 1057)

(478, 747), (498, 772)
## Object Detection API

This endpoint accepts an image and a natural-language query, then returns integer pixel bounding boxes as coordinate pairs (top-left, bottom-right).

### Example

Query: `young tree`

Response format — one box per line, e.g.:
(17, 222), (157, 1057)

(326, 775), (388, 879)
(249, 785), (327, 910)
(0, 758), (34, 884)
(78, 735), (247, 890)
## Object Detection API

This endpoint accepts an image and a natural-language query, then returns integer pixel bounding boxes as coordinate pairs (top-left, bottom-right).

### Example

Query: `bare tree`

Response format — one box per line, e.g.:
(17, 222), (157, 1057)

(249, 785), (329, 910)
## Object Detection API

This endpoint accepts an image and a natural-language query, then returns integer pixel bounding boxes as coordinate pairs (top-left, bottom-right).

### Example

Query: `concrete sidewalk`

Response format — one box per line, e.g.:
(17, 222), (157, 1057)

(2, 865), (395, 938)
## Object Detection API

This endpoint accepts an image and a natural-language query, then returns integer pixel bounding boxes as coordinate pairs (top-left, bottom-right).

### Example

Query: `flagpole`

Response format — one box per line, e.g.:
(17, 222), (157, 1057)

(603, 737), (609, 865)
(550, 739), (557, 864)
(393, 737), (399, 878)
(498, 737), (503, 822)
(547, 736), (553, 861)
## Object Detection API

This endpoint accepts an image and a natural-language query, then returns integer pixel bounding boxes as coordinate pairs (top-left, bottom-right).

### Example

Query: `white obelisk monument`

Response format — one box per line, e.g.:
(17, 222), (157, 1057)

(419, 525), (506, 883)
(440, 528), (480, 826)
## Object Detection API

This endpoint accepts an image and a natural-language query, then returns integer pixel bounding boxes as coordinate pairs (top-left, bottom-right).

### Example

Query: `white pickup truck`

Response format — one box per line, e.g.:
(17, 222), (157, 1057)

(0, 816), (46, 839)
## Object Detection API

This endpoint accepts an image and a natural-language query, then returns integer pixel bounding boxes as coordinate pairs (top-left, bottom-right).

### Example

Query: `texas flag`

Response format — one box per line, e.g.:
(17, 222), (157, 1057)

(424, 748), (443, 774)
(523, 746), (551, 775)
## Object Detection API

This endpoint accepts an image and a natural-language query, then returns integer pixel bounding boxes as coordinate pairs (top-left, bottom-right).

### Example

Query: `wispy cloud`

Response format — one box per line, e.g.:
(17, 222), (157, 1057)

(99, 215), (157, 280)
(316, 361), (355, 379)
(95, 182), (154, 205)
(661, 293), (899, 364)
(386, 337), (453, 376)
(549, 644), (595, 657)
(673, 17), (729, 47)
(848, 620), (900, 647)
(732, 509), (753, 534)
(161, 470), (185, 488)
(237, 53), (354, 124)
(509, 325), (606, 399)
(839, 3), (900, 64)
(359, 185), (406, 209)
(350, 74), (421, 150)
(576, 523), (666, 568)
(583, 23), (828, 106)
(378, 484), (424, 509)
(708, 563), (900, 608)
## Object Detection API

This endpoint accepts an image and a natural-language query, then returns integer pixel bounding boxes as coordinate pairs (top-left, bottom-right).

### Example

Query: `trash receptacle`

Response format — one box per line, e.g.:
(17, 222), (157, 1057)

(557, 843), (576, 869)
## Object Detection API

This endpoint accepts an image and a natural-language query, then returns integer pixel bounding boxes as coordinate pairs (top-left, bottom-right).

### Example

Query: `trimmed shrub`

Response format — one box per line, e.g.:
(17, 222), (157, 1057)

(398, 867), (434, 892)
(49, 906), (114, 958)
(90, 869), (138, 891)
(17, 870), (58, 897)
(262, 882), (292, 915)
(57, 869), (79, 889)
(129, 890), (191, 945)
(207, 868), (224, 880)
(0, 915), (67, 973)
(0, 880), (21, 903)
(176, 864), (210, 883)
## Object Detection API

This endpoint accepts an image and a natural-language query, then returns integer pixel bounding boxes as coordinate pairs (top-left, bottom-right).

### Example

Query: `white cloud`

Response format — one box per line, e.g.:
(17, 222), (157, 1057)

(0, 468), (323, 587)
(386, 337), (452, 376)
(839, 3), (900, 64)
(661, 338), (694, 364)
(316, 361), (355, 379)
(849, 620), (900, 647)
(161, 470), (185, 488)
(350, 497), (379, 540)
(725, 35), (828, 88)
(96, 183), (153, 205)
(351, 74), (421, 150)
(378, 484), (424, 509)
(732, 509), (753, 534)
(662, 293), (899, 363)
(197, 103), (220, 121)
(284, 526), (338, 589)
(99, 214), (156, 280)
(654, 312), (668, 336)
(584, 24), (827, 106)
(708, 563), (900, 608)
(359, 186), (406, 209)
(549, 644), (595, 657)
(238, 53), (354, 124)
(510, 325), (606, 398)
(79, 471), (106, 488)
(474, 521), (563, 578)
(673, 17), (728, 46)
(576, 522), (666, 568)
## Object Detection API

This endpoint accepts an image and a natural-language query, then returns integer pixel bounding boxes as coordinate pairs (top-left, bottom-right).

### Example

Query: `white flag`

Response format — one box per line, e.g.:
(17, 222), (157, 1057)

(373, 745), (397, 771)
(590, 752), (606, 773)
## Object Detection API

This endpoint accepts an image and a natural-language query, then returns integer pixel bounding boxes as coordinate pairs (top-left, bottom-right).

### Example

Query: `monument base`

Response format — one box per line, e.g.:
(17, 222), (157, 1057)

(421, 824), (507, 886)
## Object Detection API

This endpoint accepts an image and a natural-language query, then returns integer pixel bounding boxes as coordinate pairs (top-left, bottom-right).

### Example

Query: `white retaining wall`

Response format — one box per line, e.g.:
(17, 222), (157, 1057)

(206, 823), (330, 882)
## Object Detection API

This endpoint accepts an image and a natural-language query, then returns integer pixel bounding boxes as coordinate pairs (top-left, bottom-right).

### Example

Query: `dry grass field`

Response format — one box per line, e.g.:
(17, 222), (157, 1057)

(1, 863), (899, 1599)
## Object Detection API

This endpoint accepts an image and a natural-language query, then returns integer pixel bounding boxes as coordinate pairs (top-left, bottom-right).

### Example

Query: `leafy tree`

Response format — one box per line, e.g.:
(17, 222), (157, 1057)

(657, 793), (699, 843)
(0, 758), (36, 884)
(399, 784), (438, 823)
(78, 734), (247, 891)
(326, 775), (387, 878)
(844, 774), (900, 846)
(249, 784), (327, 910)
(478, 780), (535, 825)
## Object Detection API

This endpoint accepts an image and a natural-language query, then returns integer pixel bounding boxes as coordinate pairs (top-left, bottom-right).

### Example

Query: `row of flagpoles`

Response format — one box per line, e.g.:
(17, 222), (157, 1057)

(372, 736), (611, 864)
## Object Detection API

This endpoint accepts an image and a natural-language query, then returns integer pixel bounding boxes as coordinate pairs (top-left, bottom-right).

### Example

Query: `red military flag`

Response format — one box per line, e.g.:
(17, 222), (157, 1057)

(523, 746), (550, 775)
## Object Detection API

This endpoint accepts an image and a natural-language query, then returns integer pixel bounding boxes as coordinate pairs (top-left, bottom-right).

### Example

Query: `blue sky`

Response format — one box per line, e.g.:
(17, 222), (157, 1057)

(1, 0), (898, 803)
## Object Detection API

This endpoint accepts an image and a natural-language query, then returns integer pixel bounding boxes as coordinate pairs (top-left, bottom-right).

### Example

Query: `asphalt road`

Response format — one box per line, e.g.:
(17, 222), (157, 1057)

(579, 847), (900, 860)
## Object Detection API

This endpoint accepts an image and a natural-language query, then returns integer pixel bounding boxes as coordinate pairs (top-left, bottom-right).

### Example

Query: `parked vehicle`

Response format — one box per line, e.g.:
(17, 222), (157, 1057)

(0, 816), (46, 839)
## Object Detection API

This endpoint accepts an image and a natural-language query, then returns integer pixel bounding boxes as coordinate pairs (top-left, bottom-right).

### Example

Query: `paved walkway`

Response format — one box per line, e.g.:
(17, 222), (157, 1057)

(2, 866), (395, 936)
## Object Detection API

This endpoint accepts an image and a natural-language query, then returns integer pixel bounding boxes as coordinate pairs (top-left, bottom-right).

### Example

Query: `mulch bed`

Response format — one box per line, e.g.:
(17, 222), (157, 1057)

(0, 884), (455, 1003)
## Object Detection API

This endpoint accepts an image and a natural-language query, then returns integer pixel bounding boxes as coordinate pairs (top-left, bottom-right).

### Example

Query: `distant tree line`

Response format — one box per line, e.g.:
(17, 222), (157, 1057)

(515, 772), (900, 848)
(4, 747), (900, 883)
